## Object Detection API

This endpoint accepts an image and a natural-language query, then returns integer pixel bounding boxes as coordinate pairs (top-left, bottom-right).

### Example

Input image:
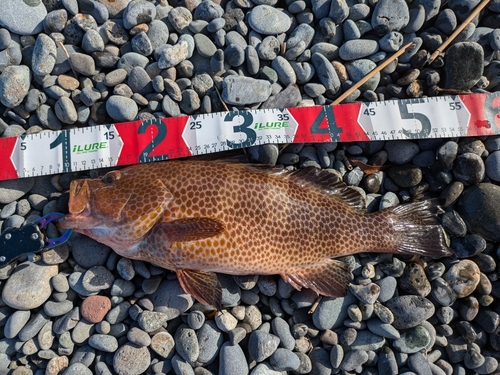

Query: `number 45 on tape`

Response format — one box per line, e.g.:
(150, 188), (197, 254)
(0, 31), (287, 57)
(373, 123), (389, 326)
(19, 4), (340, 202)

(0, 93), (499, 181)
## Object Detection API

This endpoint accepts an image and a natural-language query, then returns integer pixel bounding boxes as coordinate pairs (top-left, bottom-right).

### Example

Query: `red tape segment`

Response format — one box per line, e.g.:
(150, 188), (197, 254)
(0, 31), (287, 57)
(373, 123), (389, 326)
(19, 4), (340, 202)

(0, 93), (499, 181)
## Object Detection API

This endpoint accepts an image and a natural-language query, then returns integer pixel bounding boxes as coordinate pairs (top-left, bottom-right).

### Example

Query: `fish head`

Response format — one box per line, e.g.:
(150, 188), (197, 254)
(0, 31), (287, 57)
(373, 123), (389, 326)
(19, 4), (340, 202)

(58, 167), (174, 250)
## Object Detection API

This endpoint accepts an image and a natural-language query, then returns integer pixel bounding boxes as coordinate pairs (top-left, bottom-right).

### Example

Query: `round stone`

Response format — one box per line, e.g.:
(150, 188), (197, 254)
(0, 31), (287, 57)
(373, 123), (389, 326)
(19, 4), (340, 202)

(444, 42), (484, 90)
(385, 295), (435, 329)
(443, 260), (481, 298)
(81, 296), (112, 323)
(55, 97), (78, 124)
(106, 95), (138, 122)
(0, 0), (46, 35)
(88, 334), (118, 352)
(393, 326), (431, 353)
(0, 65), (31, 108)
(123, 0), (156, 29)
(345, 59), (380, 91)
(2, 261), (58, 309)
(248, 5), (292, 35)
(248, 330), (280, 362)
(372, 0), (410, 35)
(456, 184), (500, 241)
(113, 343), (150, 375)
(339, 39), (379, 60)
(485, 151), (500, 181)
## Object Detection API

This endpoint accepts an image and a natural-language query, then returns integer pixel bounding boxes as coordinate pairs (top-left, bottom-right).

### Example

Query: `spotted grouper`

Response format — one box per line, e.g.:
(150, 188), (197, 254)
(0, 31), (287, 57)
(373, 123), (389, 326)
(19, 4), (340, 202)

(58, 160), (452, 308)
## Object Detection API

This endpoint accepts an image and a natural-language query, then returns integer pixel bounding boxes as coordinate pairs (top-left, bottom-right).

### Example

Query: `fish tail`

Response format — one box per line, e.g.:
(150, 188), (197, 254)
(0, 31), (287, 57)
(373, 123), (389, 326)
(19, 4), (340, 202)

(382, 199), (452, 258)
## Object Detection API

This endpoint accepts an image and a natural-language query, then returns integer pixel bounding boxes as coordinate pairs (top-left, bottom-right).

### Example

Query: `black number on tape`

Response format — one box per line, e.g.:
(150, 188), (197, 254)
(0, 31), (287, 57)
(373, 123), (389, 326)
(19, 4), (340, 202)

(138, 119), (167, 162)
(190, 121), (202, 130)
(277, 113), (290, 121)
(398, 99), (431, 139)
(449, 102), (462, 111)
(225, 111), (256, 149)
(50, 131), (71, 172)
(310, 106), (342, 141)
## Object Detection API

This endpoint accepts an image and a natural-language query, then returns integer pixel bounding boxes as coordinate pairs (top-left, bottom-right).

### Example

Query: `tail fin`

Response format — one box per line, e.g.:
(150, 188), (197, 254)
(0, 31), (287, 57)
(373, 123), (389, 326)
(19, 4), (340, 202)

(385, 199), (452, 258)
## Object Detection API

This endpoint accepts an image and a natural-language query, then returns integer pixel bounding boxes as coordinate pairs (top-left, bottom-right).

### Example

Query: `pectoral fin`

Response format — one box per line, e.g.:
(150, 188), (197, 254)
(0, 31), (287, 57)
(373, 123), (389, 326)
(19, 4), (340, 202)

(159, 218), (224, 243)
(281, 259), (353, 298)
(176, 269), (222, 310)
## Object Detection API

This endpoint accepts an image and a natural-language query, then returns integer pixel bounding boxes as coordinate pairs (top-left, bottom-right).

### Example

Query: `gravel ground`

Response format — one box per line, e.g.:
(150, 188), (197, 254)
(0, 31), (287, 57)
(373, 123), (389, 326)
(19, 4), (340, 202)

(1, 0), (500, 375)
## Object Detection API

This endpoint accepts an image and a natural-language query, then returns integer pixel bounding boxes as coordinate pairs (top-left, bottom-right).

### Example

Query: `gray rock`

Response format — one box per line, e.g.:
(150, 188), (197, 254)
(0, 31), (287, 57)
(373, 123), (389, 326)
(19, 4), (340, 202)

(444, 42), (484, 90)
(32, 34), (57, 76)
(371, 0), (410, 35)
(272, 56), (296, 86)
(393, 325), (431, 353)
(270, 348), (300, 371)
(168, 7), (192, 34)
(123, 0), (156, 29)
(88, 334), (118, 352)
(82, 266), (115, 293)
(118, 52), (149, 74)
(0, 178), (34, 204)
(345, 59), (380, 91)
(328, 0), (349, 23)
(350, 330), (386, 351)
(18, 311), (50, 342)
(113, 342), (151, 375)
(44, 300), (73, 317)
(0, 0), (46, 35)
(127, 327), (151, 347)
(452, 152), (485, 185)
(248, 5), (292, 35)
(485, 150), (500, 181)
(196, 321), (223, 366)
(219, 342), (249, 375)
(311, 52), (340, 94)
(222, 76), (271, 105)
(69, 52), (96, 76)
(312, 293), (357, 330)
(385, 295), (435, 329)
(106, 95), (138, 122)
(62, 362), (93, 375)
(158, 41), (189, 69)
(2, 261), (58, 309)
(0, 28), (11, 50)
(0, 65), (31, 108)
(175, 324), (200, 363)
(366, 318), (400, 339)
(82, 29), (104, 53)
(339, 39), (379, 60)
(194, 33), (217, 58)
(55, 97), (78, 124)
(248, 330), (280, 362)
(341, 350), (369, 371)
(150, 280), (194, 320)
(4, 310), (31, 339)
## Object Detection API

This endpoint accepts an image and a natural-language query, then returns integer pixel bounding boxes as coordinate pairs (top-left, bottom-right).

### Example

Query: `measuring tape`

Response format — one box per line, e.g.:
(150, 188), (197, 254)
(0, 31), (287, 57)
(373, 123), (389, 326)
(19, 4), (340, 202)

(0, 93), (499, 181)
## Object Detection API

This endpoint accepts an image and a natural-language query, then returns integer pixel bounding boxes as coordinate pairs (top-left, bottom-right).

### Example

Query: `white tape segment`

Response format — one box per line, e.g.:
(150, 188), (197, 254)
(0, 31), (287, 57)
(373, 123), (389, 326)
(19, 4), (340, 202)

(0, 93), (499, 181)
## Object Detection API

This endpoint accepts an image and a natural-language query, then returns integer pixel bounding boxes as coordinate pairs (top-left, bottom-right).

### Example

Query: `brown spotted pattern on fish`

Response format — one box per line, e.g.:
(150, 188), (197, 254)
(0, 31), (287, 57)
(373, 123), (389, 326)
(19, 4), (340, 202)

(58, 160), (452, 308)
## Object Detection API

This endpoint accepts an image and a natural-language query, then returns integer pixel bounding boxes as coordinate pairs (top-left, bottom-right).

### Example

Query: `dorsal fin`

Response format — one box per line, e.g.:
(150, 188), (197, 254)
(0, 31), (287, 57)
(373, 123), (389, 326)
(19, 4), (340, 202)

(233, 163), (366, 211)
(288, 167), (366, 211)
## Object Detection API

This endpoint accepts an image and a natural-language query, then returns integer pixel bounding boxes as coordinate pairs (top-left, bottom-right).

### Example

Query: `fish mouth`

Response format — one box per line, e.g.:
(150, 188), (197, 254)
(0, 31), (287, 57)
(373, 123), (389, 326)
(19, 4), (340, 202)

(57, 213), (102, 230)
(58, 179), (98, 230)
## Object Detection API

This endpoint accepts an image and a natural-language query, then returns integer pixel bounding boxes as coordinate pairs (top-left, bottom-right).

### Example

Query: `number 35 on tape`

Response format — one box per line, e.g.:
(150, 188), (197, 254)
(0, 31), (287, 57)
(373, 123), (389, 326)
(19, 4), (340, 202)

(0, 93), (499, 181)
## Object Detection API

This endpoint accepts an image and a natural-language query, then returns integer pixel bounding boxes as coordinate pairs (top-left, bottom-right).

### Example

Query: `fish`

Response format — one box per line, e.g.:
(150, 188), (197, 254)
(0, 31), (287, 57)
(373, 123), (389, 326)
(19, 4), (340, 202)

(58, 160), (452, 309)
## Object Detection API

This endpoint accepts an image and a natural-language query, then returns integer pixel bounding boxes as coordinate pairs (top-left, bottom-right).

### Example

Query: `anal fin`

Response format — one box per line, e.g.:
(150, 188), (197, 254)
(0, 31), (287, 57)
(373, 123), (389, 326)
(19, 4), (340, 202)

(176, 269), (222, 310)
(281, 259), (353, 298)
(159, 217), (224, 243)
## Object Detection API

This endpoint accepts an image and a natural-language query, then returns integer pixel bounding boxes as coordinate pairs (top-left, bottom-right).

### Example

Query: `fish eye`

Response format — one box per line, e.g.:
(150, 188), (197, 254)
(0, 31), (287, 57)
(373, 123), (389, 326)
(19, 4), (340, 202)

(101, 171), (121, 184)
